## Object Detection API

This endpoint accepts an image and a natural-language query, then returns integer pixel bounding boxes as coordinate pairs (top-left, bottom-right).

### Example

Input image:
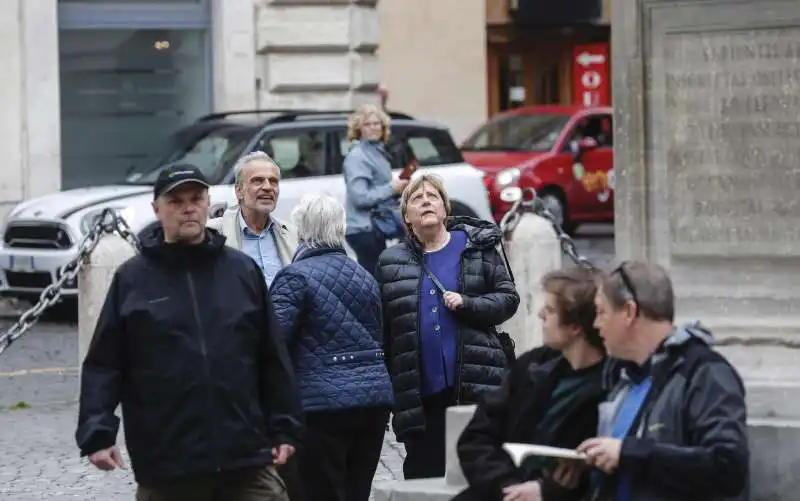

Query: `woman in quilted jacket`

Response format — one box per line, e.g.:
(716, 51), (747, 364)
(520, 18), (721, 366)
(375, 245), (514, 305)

(269, 193), (394, 501)
(375, 173), (521, 480)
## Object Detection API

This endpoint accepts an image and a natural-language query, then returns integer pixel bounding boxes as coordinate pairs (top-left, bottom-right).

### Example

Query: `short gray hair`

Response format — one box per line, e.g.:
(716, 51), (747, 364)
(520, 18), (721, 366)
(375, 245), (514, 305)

(233, 151), (280, 185)
(599, 261), (675, 322)
(291, 193), (346, 249)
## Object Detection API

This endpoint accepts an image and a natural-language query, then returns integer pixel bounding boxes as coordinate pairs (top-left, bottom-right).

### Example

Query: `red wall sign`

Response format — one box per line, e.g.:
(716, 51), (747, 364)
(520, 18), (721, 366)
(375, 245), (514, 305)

(572, 43), (611, 107)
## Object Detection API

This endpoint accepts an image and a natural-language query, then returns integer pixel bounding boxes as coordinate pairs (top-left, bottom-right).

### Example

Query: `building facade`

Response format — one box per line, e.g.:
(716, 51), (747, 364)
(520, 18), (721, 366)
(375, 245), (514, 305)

(379, 0), (611, 142)
(0, 0), (610, 217)
(1, 0), (380, 215)
(486, 0), (611, 114)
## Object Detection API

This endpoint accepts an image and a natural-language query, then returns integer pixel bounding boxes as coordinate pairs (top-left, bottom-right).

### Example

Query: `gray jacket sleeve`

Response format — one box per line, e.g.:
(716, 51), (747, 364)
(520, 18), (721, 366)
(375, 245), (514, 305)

(344, 149), (395, 210)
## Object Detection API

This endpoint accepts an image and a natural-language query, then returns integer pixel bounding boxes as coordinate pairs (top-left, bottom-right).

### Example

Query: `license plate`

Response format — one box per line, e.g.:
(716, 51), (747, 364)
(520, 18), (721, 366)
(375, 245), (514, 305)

(7, 255), (36, 273)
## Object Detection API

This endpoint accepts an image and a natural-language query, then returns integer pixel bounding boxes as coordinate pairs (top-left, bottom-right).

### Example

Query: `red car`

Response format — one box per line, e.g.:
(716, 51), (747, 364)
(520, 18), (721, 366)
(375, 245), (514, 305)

(461, 105), (614, 232)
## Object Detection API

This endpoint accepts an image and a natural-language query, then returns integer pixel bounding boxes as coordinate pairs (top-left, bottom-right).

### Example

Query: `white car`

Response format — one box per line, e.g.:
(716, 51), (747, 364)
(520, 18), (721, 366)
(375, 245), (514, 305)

(0, 110), (492, 303)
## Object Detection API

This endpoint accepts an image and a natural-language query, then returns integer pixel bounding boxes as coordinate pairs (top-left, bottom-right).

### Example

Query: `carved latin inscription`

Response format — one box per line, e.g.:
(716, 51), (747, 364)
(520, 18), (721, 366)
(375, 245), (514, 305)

(664, 29), (800, 255)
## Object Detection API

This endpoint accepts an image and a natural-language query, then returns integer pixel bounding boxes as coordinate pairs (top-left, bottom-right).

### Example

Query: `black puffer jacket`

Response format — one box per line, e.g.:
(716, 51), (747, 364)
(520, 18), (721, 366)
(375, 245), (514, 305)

(376, 216), (520, 441)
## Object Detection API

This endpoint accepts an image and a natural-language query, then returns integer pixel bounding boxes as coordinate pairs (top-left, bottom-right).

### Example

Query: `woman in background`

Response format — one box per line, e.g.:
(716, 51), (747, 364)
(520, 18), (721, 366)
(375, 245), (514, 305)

(342, 104), (408, 275)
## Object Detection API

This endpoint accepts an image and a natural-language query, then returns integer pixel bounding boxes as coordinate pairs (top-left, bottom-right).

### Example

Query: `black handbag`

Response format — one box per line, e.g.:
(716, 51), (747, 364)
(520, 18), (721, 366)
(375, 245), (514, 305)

(420, 245), (517, 364)
(370, 146), (407, 240)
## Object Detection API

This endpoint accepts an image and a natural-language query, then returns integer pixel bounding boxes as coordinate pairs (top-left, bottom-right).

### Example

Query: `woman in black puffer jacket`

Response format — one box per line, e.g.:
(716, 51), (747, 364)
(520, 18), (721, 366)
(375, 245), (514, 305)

(375, 173), (520, 480)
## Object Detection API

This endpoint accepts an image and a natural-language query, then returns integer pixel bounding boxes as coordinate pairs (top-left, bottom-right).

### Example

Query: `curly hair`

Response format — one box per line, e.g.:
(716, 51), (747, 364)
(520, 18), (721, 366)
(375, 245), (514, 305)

(346, 104), (391, 143)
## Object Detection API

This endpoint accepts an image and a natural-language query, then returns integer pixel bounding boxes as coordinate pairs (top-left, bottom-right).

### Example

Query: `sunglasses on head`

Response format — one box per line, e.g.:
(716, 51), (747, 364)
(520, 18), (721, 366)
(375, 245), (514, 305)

(612, 261), (640, 317)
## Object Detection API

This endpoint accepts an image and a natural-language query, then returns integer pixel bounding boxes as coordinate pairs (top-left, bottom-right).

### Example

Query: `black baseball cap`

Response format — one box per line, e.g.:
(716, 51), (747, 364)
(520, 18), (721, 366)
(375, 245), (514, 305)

(153, 164), (210, 200)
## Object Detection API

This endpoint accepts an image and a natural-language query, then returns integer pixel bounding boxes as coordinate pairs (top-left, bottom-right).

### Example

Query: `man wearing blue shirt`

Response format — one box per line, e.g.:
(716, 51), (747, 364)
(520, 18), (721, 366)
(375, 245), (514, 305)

(206, 151), (301, 499)
(207, 151), (297, 286)
(578, 261), (748, 501)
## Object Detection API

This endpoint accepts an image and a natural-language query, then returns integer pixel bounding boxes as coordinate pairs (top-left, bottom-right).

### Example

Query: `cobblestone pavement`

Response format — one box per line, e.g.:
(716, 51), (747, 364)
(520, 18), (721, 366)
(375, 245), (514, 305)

(0, 230), (613, 501)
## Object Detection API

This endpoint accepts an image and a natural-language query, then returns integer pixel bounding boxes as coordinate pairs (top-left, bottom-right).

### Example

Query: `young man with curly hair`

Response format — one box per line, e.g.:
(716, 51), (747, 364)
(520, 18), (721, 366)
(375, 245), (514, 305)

(456, 266), (609, 501)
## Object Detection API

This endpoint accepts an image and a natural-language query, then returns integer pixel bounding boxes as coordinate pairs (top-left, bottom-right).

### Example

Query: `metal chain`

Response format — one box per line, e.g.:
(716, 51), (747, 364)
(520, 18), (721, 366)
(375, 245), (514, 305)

(0, 209), (140, 356)
(499, 188), (595, 269)
(498, 189), (800, 350)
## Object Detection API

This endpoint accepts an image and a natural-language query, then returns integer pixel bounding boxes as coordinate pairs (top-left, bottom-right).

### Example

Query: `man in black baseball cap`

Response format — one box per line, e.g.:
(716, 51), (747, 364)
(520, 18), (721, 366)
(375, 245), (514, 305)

(78, 161), (304, 500)
(153, 163), (210, 200)
(150, 164), (211, 245)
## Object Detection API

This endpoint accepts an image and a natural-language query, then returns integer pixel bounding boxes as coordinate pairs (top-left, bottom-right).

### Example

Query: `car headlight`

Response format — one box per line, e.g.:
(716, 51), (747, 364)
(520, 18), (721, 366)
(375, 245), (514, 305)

(80, 207), (136, 235)
(495, 167), (520, 188)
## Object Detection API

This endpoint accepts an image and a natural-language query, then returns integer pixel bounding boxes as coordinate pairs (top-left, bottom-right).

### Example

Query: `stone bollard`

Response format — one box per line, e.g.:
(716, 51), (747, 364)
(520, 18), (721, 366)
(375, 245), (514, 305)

(373, 405), (477, 501)
(444, 405), (477, 487)
(77, 234), (136, 377)
(499, 212), (562, 355)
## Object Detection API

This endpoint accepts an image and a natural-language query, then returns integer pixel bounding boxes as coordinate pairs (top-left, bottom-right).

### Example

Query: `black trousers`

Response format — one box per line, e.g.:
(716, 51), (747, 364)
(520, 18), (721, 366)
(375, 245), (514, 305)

(346, 231), (386, 277)
(135, 466), (288, 501)
(402, 387), (458, 480)
(295, 405), (390, 501)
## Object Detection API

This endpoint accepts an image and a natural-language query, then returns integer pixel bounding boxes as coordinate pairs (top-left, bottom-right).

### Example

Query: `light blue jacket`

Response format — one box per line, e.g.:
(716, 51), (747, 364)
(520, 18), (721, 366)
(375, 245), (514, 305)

(342, 140), (397, 235)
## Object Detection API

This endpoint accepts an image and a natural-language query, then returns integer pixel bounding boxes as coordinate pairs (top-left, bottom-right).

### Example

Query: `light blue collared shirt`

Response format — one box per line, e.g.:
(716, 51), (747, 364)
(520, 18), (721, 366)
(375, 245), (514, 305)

(238, 211), (284, 287)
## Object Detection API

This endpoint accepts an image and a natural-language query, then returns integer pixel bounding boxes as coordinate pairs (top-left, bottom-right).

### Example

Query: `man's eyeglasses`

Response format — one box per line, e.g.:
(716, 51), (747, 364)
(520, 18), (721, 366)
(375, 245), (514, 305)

(612, 261), (640, 316)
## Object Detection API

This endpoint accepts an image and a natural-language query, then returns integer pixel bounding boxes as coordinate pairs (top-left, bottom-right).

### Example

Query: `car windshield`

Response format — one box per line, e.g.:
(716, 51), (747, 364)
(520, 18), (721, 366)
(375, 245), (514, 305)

(124, 126), (255, 185)
(461, 113), (571, 152)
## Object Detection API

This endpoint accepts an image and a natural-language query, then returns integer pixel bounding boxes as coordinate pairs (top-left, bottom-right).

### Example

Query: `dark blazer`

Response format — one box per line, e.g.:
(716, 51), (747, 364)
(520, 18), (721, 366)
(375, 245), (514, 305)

(456, 347), (608, 501)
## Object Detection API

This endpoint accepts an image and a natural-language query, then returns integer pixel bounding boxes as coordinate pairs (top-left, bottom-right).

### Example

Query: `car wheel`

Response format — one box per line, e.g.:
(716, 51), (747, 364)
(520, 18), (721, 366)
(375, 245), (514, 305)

(540, 193), (565, 225)
(539, 191), (577, 235)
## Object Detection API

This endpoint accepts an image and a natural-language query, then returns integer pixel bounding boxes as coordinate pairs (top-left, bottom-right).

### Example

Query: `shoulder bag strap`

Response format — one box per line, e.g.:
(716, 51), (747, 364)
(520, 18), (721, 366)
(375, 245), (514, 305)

(419, 257), (448, 295)
(498, 240), (516, 284)
(422, 241), (516, 293)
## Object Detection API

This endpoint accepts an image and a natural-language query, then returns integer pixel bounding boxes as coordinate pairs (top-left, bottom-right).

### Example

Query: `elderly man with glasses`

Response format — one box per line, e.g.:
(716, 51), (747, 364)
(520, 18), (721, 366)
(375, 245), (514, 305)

(577, 261), (749, 501)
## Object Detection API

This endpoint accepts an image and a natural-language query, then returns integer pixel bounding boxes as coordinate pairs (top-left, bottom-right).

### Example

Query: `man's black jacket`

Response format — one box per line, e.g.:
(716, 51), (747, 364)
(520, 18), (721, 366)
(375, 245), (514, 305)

(456, 347), (608, 501)
(589, 324), (749, 501)
(75, 225), (304, 485)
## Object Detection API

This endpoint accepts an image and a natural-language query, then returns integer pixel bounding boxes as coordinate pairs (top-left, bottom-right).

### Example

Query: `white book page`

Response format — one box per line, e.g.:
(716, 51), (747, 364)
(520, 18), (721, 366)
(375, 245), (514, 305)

(502, 442), (588, 466)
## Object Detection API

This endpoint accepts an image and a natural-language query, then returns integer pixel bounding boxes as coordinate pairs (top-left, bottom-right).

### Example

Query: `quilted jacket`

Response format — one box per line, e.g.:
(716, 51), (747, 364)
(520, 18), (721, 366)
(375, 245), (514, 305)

(269, 246), (394, 413)
(376, 216), (520, 441)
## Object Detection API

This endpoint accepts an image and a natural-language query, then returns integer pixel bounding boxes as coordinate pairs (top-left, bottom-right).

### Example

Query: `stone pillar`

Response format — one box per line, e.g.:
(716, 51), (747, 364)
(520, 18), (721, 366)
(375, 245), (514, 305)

(0, 0), (61, 219)
(254, 0), (381, 109)
(613, 1), (800, 499)
(444, 405), (477, 487)
(211, 0), (258, 111)
(78, 235), (135, 370)
(500, 213), (562, 355)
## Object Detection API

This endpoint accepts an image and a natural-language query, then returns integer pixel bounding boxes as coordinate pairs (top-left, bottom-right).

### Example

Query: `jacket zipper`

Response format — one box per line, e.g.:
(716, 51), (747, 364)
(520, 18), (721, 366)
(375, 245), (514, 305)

(454, 244), (471, 404)
(414, 266), (424, 399)
(186, 271), (221, 471)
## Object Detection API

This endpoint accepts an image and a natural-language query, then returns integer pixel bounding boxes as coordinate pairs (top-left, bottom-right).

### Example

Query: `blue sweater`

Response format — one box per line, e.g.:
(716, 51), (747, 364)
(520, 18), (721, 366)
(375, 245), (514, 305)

(419, 230), (468, 395)
(269, 246), (394, 412)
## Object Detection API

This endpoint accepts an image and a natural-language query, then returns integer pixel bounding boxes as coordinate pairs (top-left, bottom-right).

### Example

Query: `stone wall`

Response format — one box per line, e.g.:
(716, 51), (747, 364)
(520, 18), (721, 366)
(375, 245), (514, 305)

(0, 0), (61, 218)
(613, 1), (800, 498)
(378, 0), (488, 143)
(254, 0), (381, 110)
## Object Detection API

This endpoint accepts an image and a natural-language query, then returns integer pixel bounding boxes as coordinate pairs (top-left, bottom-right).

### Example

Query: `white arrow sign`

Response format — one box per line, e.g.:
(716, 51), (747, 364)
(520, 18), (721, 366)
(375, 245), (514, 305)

(576, 52), (606, 67)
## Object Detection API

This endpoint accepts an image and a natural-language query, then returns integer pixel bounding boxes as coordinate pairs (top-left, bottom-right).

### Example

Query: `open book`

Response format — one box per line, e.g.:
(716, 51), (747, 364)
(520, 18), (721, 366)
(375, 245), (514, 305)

(502, 442), (588, 467)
